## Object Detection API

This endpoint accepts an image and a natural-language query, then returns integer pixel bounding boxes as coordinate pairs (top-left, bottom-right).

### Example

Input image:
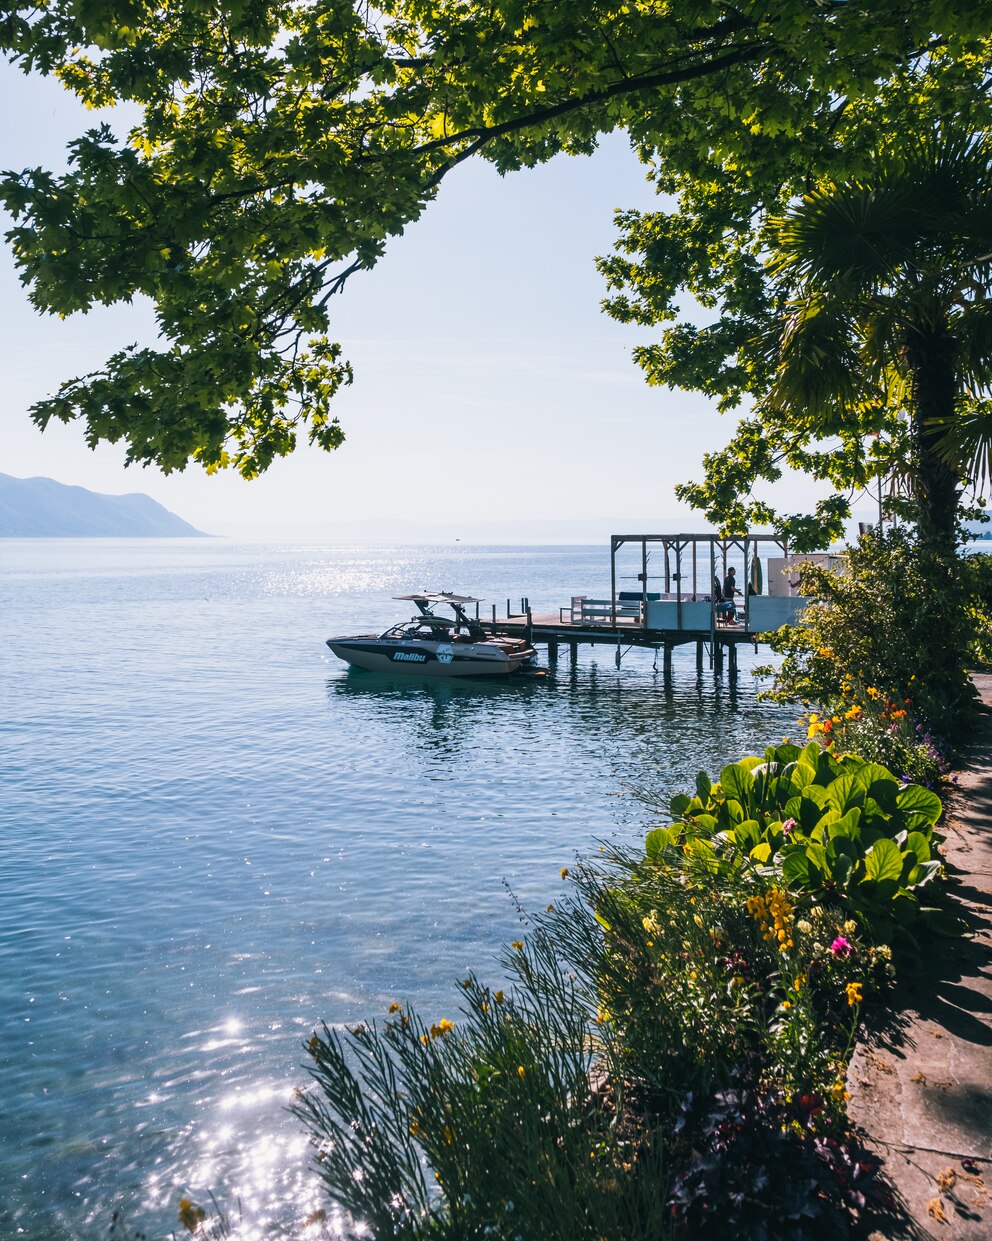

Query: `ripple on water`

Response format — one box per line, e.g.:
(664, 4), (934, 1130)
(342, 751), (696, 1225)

(0, 540), (794, 1238)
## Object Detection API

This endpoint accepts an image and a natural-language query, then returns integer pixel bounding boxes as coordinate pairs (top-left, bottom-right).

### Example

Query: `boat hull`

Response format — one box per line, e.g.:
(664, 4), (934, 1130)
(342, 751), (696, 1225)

(327, 637), (534, 677)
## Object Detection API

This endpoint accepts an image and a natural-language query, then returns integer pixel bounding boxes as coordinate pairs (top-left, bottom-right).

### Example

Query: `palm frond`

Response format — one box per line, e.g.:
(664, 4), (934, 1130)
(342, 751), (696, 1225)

(766, 295), (864, 421)
(955, 301), (992, 391)
(771, 181), (925, 291)
(933, 399), (992, 491)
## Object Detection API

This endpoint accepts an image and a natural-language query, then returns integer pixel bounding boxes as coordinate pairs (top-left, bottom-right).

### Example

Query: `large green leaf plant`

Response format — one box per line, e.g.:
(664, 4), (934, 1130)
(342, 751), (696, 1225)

(648, 742), (950, 946)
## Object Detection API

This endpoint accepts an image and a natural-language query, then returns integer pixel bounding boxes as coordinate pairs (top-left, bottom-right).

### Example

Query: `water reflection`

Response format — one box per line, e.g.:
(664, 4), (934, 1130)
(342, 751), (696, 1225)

(325, 646), (788, 800)
(2, 542), (795, 1240)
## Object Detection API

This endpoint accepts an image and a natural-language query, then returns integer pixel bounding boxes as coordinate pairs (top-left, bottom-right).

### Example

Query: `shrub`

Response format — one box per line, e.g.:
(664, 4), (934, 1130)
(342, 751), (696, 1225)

(801, 693), (951, 789)
(650, 742), (949, 947)
(962, 550), (992, 669)
(761, 527), (978, 743)
(290, 849), (891, 1240)
(667, 1081), (891, 1241)
(292, 922), (670, 1241)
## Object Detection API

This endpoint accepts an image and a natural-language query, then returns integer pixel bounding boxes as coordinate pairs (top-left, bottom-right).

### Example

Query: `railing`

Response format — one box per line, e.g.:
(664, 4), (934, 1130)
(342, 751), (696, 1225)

(568, 596), (642, 624)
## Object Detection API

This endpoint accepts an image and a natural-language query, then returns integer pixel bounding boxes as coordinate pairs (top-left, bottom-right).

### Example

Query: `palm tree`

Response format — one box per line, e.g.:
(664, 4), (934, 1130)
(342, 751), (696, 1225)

(762, 132), (992, 734)
(764, 130), (992, 558)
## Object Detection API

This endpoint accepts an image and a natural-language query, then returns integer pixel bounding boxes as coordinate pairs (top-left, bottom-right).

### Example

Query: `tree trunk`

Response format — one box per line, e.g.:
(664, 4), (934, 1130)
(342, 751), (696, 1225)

(907, 320), (960, 556)
(905, 319), (975, 737)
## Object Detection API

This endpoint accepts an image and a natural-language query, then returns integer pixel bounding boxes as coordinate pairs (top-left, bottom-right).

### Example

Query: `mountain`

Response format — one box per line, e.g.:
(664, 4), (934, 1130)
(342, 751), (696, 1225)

(0, 474), (207, 537)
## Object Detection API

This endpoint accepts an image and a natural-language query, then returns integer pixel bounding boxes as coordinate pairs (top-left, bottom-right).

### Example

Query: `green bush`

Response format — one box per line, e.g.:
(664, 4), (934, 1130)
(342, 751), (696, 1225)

(289, 848), (893, 1239)
(962, 550), (992, 668)
(649, 742), (949, 946)
(293, 921), (670, 1241)
(761, 527), (977, 743)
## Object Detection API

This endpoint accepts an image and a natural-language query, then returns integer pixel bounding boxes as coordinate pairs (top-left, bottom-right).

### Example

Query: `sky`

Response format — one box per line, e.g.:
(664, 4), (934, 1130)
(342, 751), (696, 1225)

(1, 57), (826, 541)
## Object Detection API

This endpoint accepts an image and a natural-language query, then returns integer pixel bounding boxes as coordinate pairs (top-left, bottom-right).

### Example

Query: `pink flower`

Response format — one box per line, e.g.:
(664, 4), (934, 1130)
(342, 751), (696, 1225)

(782, 818), (797, 837)
(830, 936), (853, 958)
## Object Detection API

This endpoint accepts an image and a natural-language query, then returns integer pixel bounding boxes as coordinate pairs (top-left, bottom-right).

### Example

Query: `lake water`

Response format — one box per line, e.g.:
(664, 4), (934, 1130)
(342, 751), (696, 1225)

(0, 539), (794, 1239)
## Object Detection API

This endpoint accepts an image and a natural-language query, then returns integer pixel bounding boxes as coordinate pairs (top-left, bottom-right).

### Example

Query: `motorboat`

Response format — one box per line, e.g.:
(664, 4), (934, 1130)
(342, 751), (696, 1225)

(326, 593), (538, 678)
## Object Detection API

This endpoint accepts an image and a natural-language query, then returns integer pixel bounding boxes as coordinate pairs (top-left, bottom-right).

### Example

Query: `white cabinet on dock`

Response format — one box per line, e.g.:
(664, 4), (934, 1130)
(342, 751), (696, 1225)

(644, 598), (712, 629)
(746, 595), (807, 628)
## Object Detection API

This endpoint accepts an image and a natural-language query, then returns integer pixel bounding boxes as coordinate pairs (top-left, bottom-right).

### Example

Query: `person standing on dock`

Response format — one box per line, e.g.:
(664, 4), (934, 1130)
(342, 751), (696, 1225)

(723, 567), (742, 622)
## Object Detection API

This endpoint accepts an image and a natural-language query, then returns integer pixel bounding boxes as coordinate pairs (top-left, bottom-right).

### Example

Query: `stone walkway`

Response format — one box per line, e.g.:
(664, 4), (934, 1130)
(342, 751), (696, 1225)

(848, 674), (992, 1239)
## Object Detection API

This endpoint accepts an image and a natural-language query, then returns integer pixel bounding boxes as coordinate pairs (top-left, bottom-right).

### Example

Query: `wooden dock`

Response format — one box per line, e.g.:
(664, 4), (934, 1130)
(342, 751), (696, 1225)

(481, 608), (765, 676)
(474, 532), (821, 676)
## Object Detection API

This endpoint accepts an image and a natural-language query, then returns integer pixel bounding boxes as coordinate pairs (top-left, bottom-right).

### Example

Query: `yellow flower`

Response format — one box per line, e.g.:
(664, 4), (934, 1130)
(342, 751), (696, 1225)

(781, 1000), (792, 1010)
(693, 913), (704, 929)
(308, 1034), (320, 1054)
(866, 687), (880, 699)
(511, 941), (524, 951)
(388, 1002), (402, 1013)
(517, 1065), (526, 1078)
(844, 704), (862, 720)
(560, 867), (570, 879)
(494, 990), (505, 1003)
(846, 982), (863, 1007)
(178, 1200), (206, 1233)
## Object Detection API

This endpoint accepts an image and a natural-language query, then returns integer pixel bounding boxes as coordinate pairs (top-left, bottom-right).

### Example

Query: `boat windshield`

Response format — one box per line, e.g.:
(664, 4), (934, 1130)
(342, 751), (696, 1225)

(379, 617), (454, 640)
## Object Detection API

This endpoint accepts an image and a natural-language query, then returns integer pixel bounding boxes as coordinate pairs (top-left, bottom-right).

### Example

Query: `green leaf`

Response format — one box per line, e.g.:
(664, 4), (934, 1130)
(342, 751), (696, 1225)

(824, 773), (865, 814)
(865, 775), (900, 815)
(895, 784), (943, 827)
(695, 770), (713, 801)
(724, 798), (746, 825)
(799, 791), (827, 833)
(770, 744), (802, 765)
(645, 827), (676, 857)
(720, 762), (757, 811)
(830, 851), (854, 886)
(782, 849), (812, 887)
(686, 836), (721, 872)
(865, 837), (903, 882)
(891, 891), (920, 925)
(921, 908), (966, 937)
(686, 813), (719, 835)
(734, 819), (762, 849)
(826, 807), (861, 839)
(670, 792), (692, 817)
(907, 859), (942, 889)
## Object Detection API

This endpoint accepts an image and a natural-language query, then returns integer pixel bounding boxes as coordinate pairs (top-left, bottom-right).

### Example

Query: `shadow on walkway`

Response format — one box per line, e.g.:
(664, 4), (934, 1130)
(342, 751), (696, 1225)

(848, 676), (992, 1240)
